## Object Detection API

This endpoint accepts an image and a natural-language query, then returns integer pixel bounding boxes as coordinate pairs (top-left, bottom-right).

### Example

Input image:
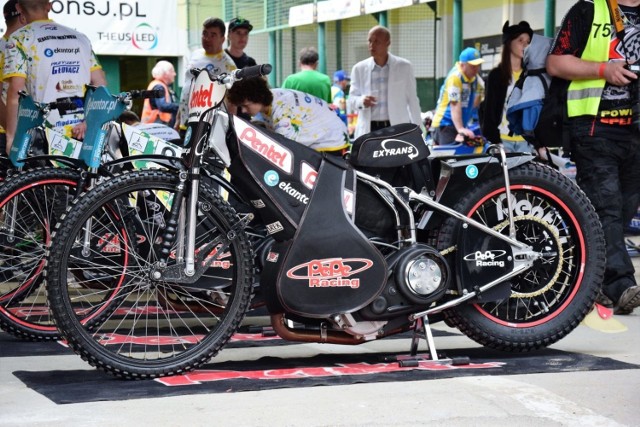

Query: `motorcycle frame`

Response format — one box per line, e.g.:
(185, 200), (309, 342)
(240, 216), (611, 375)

(156, 68), (541, 318)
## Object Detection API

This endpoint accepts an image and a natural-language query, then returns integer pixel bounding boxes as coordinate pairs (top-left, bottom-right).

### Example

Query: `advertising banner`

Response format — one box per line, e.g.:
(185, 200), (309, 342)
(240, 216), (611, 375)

(49, 0), (180, 56)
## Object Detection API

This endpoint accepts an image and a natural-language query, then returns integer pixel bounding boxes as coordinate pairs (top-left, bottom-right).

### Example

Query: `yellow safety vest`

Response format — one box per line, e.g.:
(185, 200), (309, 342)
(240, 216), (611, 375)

(566, 0), (610, 117)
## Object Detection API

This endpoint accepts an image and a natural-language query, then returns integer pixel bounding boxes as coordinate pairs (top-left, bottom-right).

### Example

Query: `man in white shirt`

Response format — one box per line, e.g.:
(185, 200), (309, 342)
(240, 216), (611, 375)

(347, 25), (422, 138)
(177, 17), (236, 130)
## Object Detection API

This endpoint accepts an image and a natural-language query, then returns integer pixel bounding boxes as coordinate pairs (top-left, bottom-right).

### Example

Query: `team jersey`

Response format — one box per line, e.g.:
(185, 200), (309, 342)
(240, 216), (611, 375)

(331, 85), (348, 125)
(432, 63), (484, 128)
(551, 2), (640, 137)
(178, 48), (236, 127)
(0, 35), (8, 134)
(264, 89), (349, 151)
(3, 19), (101, 136)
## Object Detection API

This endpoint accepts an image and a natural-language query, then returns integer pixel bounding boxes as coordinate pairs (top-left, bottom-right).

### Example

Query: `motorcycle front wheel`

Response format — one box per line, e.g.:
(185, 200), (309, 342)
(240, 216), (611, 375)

(46, 169), (254, 379)
(437, 162), (605, 351)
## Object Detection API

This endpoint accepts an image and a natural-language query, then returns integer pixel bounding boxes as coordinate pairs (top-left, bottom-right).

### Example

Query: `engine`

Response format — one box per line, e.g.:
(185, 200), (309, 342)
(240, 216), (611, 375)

(360, 244), (451, 320)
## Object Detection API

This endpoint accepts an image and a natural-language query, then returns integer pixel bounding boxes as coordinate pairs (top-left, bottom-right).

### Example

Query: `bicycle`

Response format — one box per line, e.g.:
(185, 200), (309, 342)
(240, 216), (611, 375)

(0, 86), (188, 340)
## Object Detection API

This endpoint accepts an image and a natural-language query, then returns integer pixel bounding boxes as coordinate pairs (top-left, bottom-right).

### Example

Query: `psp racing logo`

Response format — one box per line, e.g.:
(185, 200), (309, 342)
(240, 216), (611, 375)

(372, 139), (419, 159)
(286, 258), (374, 289)
(463, 250), (507, 268)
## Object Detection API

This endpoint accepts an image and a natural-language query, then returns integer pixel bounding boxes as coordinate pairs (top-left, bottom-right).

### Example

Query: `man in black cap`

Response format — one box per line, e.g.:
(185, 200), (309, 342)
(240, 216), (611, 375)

(225, 17), (256, 69)
(0, 0), (24, 155)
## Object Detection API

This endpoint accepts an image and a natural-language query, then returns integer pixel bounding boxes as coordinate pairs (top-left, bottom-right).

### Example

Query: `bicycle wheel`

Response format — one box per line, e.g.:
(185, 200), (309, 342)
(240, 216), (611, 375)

(46, 169), (254, 379)
(0, 167), (81, 340)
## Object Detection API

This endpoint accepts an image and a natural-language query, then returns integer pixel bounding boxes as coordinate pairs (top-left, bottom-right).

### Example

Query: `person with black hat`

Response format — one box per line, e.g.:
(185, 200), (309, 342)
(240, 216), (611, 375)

(0, 0), (24, 155)
(225, 17), (256, 69)
(481, 20), (533, 152)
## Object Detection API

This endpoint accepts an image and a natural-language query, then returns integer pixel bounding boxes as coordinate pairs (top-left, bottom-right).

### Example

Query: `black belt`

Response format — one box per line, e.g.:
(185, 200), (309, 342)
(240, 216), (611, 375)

(371, 120), (391, 128)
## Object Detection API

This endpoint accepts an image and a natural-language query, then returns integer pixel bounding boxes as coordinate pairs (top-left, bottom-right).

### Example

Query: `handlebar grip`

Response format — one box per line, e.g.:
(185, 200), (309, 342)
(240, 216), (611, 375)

(128, 89), (164, 99)
(235, 64), (273, 80)
(50, 100), (81, 112)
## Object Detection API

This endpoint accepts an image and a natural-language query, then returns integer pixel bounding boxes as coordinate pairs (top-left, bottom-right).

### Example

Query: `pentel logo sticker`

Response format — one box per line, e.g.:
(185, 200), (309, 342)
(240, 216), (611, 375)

(235, 118), (293, 174)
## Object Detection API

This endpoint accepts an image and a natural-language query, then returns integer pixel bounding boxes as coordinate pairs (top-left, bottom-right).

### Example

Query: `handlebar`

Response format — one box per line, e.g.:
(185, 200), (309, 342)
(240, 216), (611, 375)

(233, 64), (273, 80)
(195, 63), (273, 86)
(127, 88), (165, 100)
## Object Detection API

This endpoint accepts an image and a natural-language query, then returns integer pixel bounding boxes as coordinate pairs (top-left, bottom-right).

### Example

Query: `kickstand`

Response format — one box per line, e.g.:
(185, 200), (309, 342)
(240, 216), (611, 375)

(382, 315), (470, 367)
(411, 315), (439, 361)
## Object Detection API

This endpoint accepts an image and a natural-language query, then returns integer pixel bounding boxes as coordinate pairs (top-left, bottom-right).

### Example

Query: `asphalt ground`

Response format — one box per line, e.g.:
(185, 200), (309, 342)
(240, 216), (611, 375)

(1, 245), (640, 426)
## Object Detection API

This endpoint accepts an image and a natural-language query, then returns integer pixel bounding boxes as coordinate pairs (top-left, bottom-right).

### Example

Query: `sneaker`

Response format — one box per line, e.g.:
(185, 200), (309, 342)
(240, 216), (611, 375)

(614, 286), (640, 315)
(595, 292), (613, 308)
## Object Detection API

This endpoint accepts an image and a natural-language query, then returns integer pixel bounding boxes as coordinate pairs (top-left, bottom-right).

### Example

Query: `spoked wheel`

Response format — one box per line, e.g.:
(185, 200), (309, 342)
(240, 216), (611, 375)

(437, 162), (605, 351)
(46, 169), (254, 379)
(0, 167), (81, 340)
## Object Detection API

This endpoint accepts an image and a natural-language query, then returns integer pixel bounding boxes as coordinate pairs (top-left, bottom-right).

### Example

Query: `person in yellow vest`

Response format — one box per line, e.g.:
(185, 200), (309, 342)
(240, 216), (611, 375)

(141, 60), (179, 128)
(547, 0), (640, 315)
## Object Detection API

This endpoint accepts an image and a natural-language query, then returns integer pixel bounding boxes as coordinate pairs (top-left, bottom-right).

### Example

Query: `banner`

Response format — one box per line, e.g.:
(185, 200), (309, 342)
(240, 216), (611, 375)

(49, 0), (181, 56)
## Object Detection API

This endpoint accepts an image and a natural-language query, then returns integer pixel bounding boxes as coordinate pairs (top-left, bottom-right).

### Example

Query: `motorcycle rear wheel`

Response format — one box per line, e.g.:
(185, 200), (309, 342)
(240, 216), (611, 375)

(0, 167), (80, 340)
(46, 169), (254, 379)
(437, 162), (605, 351)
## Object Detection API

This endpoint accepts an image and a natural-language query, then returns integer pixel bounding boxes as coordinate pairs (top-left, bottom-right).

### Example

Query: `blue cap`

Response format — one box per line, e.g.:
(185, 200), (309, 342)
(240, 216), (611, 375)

(333, 70), (350, 82)
(459, 47), (484, 65)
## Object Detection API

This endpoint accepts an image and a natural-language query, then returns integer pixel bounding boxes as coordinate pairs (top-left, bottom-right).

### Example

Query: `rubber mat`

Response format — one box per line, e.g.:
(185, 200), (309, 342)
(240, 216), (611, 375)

(13, 347), (639, 404)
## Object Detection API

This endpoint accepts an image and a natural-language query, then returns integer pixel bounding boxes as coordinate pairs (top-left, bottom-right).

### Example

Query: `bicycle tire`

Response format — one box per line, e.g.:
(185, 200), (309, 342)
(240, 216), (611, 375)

(0, 167), (81, 340)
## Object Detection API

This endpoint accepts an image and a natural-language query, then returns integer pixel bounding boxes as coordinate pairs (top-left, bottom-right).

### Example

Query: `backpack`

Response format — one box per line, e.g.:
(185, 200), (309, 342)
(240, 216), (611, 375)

(506, 34), (570, 154)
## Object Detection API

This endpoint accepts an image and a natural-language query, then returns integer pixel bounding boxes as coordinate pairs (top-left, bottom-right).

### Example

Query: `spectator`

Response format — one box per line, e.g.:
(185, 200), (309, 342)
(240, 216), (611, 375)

(481, 21), (533, 152)
(347, 25), (422, 138)
(141, 60), (179, 128)
(282, 47), (332, 103)
(177, 17), (236, 130)
(225, 17), (256, 69)
(225, 17), (256, 121)
(546, 0), (640, 314)
(431, 47), (485, 145)
(3, 0), (106, 153)
(331, 70), (349, 127)
(0, 0), (25, 154)
(227, 76), (349, 154)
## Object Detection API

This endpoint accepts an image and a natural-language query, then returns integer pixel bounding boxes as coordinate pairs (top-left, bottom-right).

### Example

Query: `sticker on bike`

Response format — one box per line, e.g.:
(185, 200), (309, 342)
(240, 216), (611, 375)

(286, 258), (374, 289)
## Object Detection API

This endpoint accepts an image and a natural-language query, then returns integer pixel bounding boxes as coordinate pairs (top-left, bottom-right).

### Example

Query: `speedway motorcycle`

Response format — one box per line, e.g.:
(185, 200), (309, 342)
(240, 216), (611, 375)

(45, 65), (605, 379)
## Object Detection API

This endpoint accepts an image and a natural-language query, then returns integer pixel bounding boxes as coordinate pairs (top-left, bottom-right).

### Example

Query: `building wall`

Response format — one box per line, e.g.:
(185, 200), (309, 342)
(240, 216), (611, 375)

(181, 0), (578, 109)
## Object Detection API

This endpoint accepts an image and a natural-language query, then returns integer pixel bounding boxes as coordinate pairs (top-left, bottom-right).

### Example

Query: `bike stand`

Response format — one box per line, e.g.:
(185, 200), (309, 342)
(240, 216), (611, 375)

(384, 315), (470, 367)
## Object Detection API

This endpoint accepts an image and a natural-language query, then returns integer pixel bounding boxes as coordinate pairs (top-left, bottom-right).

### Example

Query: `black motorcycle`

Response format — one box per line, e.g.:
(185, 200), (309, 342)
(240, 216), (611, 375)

(45, 65), (605, 379)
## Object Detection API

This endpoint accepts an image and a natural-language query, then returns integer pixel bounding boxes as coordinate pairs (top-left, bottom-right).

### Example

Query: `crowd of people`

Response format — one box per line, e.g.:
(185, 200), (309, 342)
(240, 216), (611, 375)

(0, 0), (638, 315)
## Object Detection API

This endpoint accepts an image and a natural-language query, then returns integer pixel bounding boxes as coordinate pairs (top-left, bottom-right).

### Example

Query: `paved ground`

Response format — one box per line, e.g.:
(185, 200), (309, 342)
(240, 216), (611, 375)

(1, 251), (640, 426)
